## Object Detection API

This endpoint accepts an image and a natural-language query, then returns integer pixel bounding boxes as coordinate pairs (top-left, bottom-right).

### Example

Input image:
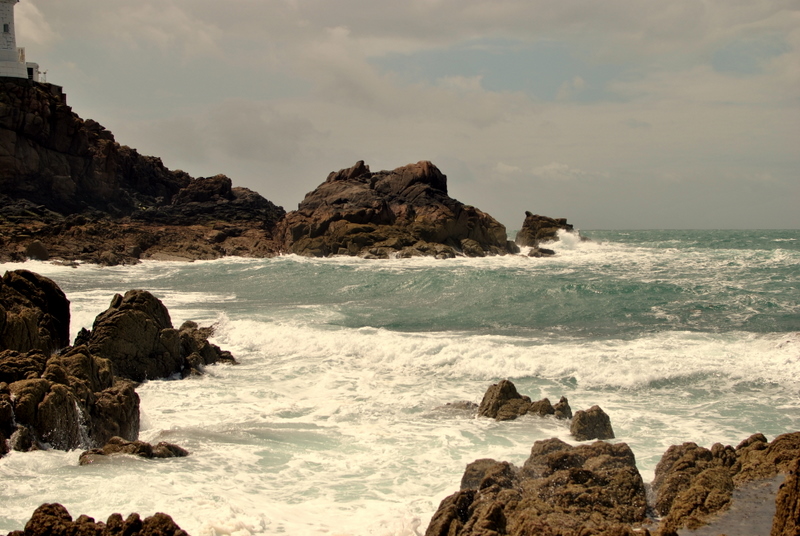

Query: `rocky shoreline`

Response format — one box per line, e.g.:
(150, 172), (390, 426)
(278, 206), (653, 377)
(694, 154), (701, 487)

(2, 270), (798, 535)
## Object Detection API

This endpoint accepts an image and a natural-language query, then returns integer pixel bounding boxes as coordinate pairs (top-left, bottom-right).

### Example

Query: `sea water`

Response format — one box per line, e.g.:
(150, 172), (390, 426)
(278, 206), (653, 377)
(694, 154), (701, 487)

(1, 230), (798, 535)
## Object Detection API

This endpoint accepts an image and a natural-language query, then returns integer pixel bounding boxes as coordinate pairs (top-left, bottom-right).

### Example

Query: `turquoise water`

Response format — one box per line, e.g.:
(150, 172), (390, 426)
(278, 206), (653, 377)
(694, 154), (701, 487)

(1, 230), (798, 535)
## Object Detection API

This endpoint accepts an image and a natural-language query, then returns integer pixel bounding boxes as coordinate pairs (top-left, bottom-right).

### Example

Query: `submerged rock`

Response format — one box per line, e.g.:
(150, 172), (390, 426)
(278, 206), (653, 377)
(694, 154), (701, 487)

(79, 436), (189, 465)
(276, 160), (515, 258)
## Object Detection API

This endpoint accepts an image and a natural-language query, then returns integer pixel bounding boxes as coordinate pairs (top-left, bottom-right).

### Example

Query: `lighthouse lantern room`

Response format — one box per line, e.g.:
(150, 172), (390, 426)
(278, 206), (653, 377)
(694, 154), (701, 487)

(0, 0), (39, 80)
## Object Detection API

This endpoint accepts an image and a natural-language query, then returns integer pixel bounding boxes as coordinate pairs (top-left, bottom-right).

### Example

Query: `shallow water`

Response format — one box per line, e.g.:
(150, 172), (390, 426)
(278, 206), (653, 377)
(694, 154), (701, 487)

(1, 230), (798, 535)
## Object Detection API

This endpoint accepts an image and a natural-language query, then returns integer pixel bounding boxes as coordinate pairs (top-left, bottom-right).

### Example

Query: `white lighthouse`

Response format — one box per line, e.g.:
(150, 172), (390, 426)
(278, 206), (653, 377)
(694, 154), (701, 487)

(0, 0), (39, 80)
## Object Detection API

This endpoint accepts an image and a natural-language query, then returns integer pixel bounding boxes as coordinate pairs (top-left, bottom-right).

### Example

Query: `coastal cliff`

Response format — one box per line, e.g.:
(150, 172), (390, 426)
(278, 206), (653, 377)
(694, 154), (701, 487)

(0, 78), (284, 265)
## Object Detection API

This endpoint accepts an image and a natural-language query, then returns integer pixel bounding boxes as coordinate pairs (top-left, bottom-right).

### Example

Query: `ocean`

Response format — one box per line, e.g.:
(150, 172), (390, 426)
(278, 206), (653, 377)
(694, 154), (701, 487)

(1, 229), (798, 535)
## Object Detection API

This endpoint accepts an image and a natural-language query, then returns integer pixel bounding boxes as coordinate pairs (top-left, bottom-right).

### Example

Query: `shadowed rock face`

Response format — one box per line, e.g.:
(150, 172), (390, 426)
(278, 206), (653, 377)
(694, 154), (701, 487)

(0, 270), (70, 355)
(0, 79), (284, 265)
(515, 212), (576, 248)
(277, 160), (515, 258)
(425, 438), (648, 536)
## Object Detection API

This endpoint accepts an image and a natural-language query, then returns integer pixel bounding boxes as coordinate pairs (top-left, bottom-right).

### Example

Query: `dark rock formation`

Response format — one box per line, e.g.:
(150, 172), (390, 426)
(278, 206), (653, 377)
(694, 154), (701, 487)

(570, 405), (615, 441)
(276, 160), (515, 258)
(515, 211), (577, 249)
(7, 503), (188, 536)
(79, 436), (189, 465)
(425, 438), (648, 536)
(0, 270), (70, 355)
(772, 457), (800, 536)
(476, 379), (572, 423)
(653, 432), (800, 534)
(0, 79), (284, 265)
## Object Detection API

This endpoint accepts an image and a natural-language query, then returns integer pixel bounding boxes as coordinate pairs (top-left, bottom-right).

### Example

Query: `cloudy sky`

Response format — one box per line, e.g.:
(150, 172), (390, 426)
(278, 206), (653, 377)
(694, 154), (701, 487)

(16, 0), (800, 229)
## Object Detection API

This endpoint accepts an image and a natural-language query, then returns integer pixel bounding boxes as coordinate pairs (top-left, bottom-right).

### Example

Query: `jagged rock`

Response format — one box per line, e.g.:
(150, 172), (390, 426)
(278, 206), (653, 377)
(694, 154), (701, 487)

(477, 379), (572, 422)
(515, 211), (577, 248)
(276, 160), (514, 258)
(772, 458), (800, 536)
(653, 432), (800, 534)
(0, 270), (70, 354)
(8, 503), (188, 536)
(78, 436), (189, 465)
(83, 290), (236, 382)
(570, 404), (615, 441)
(425, 438), (648, 536)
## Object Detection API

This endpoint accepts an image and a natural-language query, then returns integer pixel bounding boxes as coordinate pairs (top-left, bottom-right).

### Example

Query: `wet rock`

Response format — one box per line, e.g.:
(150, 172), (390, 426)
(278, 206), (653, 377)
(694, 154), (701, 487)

(276, 160), (514, 258)
(79, 436), (189, 465)
(24, 241), (49, 261)
(570, 404), (615, 441)
(9, 503), (188, 536)
(515, 211), (578, 248)
(426, 438), (648, 536)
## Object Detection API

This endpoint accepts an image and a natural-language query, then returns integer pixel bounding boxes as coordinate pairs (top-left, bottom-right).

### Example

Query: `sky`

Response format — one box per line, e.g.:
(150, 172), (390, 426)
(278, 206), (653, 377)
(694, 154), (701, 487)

(14, 0), (800, 230)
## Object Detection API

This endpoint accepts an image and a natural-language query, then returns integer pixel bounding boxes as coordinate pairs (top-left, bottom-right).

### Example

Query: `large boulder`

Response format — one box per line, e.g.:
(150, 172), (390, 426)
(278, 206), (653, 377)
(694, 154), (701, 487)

(83, 290), (236, 381)
(425, 438), (648, 536)
(570, 405), (615, 441)
(276, 160), (515, 258)
(8, 503), (188, 536)
(0, 270), (70, 354)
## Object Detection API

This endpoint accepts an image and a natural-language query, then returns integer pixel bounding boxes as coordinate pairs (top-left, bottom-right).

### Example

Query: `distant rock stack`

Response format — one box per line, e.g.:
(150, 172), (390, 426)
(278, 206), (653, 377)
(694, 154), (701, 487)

(276, 160), (517, 258)
(515, 211), (579, 257)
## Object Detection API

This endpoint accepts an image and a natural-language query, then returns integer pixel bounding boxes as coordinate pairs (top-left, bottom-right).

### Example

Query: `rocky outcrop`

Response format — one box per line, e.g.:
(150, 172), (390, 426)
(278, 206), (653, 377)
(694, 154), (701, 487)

(0, 346), (139, 451)
(78, 436), (189, 465)
(515, 212), (579, 255)
(425, 438), (648, 536)
(276, 160), (516, 258)
(7, 503), (188, 536)
(80, 290), (235, 382)
(652, 432), (800, 534)
(0, 270), (70, 355)
(0, 79), (284, 265)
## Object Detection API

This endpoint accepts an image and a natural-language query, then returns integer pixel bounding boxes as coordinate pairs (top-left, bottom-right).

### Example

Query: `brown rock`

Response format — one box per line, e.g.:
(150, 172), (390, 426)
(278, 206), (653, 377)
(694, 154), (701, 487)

(477, 379), (531, 421)
(570, 405), (615, 441)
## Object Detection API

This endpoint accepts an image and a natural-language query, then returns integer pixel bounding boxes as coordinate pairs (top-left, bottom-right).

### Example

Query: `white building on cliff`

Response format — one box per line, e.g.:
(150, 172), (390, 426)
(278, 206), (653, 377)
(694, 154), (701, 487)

(0, 0), (39, 80)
